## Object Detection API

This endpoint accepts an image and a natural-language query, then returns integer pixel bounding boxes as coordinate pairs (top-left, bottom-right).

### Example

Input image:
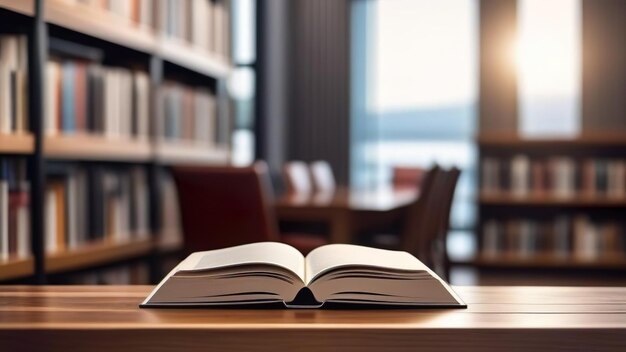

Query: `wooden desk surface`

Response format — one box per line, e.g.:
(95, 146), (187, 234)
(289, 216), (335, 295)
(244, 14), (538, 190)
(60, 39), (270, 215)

(1, 286), (625, 351)
(274, 188), (417, 243)
(275, 187), (418, 212)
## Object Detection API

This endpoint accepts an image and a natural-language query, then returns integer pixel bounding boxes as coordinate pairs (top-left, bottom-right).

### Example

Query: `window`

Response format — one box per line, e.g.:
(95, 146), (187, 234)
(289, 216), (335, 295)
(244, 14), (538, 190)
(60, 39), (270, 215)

(351, 0), (478, 229)
(229, 0), (256, 165)
(517, 0), (581, 137)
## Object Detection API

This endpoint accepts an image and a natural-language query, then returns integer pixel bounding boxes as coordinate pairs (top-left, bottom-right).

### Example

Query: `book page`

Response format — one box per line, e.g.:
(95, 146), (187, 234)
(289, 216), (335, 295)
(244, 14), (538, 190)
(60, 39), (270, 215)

(304, 244), (428, 284)
(179, 242), (305, 282)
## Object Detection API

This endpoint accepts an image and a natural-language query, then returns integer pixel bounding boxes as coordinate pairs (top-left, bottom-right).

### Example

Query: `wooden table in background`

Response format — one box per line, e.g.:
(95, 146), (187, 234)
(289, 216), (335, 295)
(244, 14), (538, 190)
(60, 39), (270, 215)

(1, 286), (625, 351)
(274, 187), (418, 243)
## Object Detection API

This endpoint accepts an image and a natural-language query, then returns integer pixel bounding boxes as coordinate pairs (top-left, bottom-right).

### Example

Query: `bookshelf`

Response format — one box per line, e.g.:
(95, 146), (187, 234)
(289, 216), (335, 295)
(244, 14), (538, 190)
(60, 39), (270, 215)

(46, 238), (153, 274)
(157, 38), (230, 79)
(476, 133), (626, 271)
(0, 134), (34, 154)
(479, 194), (626, 208)
(44, 0), (157, 54)
(45, 135), (152, 162)
(470, 253), (626, 270)
(155, 141), (230, 165)
(0, 257), (34, 281)
(0, 0), (233, 283)
(478, 132), (626, 148)
(0, 0), (33, 16)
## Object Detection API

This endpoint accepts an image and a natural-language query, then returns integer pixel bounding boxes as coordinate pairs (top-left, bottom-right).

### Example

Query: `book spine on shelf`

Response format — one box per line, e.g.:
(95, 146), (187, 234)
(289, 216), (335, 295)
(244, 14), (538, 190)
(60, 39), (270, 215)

(61, 61), (76, 133)
(481, 155), (626, 199)
(0, 160), (8, 260)
(45, 166), (151, 249)
(47, 56), (151, 140)
(6, 159), (29, 259)
(0, 34), (28, 135)
(482, 215), (626, 260)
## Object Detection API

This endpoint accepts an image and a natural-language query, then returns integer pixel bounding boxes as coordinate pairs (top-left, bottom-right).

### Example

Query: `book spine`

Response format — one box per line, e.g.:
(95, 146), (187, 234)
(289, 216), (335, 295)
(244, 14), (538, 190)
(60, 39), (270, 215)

(61, 61), (76, 133)
(0, 160), (8, 260)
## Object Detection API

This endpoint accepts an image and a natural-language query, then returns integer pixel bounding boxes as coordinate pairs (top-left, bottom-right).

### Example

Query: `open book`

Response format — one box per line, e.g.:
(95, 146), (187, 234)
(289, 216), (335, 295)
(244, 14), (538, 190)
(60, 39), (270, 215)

(141, 242), (466, 308)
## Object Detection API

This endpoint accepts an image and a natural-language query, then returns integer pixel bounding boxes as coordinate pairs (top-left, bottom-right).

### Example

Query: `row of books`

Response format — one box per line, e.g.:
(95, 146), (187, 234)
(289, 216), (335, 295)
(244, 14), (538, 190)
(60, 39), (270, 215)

(159, 0), (230, 59)
(45, 165), (150, 253)
(0, 159), (30, 260)
(159, 171), (182, 245)
(159, 82), (218, 145)
(45, 58), (151, 139)
(0, 35), (28, 135)
(482, 156), (626, 198)
(482, 216), (626, 259)
(70, 0), (231, 60)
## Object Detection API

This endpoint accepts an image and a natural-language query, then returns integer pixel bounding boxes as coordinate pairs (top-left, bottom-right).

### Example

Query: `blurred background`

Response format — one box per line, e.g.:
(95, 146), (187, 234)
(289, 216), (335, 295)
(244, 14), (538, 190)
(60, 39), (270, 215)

(0, 0), (624, 286)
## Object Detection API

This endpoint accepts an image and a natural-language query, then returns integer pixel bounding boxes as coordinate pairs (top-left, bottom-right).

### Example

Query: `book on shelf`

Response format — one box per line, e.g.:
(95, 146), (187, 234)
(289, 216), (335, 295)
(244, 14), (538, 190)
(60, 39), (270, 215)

(0, 159), (30, 261)
(61, 0), (232, 60)
(158, 171), (182, 248)
(481, 216), (626, 260)
(157, 0), (231, 60)
(0, 34), (28, 135)
(572, 216), (623, 260)
(481, 155), (626, 199)
(142, 242), (466, 308)
(69, 0), (155, 30)
(45, 57), (150, 140)
(158, 81), (219, 146)
(45, 165), (150, 253)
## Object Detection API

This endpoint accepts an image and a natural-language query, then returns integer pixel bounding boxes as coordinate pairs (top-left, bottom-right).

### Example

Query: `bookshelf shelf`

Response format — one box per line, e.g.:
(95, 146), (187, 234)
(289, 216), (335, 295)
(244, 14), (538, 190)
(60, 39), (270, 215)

(0, 133), (34, 154)
(45, 134), (152, 161)
(46, 238), (153, 274)
(479, 193), (626, 208)
(45, 0), (157, 54)
(157, 38), (231, 78)
(0, 0), (34, 16)
(43, 0), (232, 79)
(0, 257), (34, 281)
(478, 132), (626, 148)
(469, 253), (626, 270)
(155, 141), (230, 165)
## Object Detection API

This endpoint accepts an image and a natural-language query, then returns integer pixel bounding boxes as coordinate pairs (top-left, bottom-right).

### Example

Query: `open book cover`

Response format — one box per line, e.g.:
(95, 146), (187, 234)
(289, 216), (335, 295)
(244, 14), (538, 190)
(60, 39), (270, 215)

(141, 242), (466, 308)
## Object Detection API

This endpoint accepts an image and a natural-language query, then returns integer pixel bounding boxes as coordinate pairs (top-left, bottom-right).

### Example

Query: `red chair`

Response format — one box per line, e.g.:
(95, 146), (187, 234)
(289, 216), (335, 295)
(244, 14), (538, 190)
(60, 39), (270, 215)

(172, 162), (327, 255)
(392, 166), (426, 191)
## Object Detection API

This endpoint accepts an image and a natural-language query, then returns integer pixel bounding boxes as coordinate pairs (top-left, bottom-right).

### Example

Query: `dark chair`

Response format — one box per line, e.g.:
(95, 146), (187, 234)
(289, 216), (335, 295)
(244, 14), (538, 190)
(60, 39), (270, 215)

(361, 165), (440, 250)
(404, 167), (460, 281)
(172, 162), (328, 255)
(436, 168), (461, 280)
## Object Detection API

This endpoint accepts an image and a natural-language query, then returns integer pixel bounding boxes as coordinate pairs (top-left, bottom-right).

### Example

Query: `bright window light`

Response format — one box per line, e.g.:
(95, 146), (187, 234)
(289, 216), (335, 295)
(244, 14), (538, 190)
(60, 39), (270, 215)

(517, 0), (581, 137)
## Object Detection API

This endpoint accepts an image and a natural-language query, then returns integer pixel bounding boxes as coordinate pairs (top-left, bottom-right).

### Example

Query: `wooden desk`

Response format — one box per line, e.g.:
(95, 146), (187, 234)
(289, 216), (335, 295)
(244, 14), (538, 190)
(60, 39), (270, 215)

(1, 286), (624, 351)
(275, 188), (418, 243)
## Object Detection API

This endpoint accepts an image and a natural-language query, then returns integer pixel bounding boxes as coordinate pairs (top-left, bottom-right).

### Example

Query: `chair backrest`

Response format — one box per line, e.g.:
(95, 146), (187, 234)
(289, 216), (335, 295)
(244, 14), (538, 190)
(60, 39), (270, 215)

(403, 167), (461, 280)
(436, 167), (461, 280)
(172, 162), (279, 254)
(283, 161), (313, 194)
(400, 165), (440, 255)
(392, 166), (425, 190)
(309, 160), (336, 193)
